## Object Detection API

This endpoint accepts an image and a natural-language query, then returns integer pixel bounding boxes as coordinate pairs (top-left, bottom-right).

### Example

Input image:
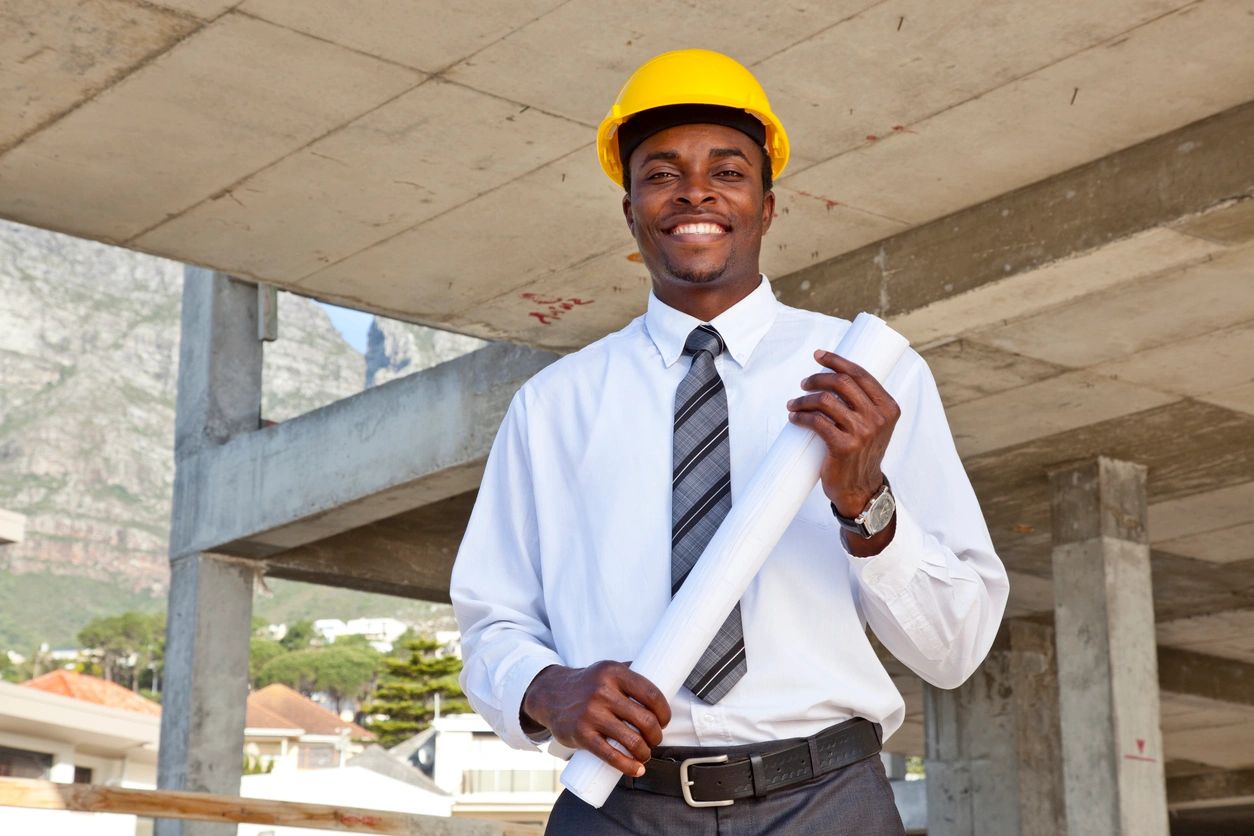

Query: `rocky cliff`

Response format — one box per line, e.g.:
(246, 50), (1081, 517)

(0, 220), (477, 646)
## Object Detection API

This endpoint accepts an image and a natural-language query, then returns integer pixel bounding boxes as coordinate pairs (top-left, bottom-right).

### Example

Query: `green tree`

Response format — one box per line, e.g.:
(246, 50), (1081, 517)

(77, 611), (165, 691)
(256, 642), (380, 713)
(249, 637), (287, 687)
(280, 619), (316, 651)
(362, 636), (470, 747)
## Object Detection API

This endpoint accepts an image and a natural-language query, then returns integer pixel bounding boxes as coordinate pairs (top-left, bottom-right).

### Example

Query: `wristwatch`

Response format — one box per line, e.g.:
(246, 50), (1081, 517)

(830, 476), (896, 538)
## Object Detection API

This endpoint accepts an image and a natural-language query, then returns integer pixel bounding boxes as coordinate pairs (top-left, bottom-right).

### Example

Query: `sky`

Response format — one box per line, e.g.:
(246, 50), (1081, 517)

(319, 302), (373, 354)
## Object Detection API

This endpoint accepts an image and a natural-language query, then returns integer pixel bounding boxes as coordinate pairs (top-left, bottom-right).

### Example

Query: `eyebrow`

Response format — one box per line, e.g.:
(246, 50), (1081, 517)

(641, 150), (679, 164)
(709, 147), (750, 162)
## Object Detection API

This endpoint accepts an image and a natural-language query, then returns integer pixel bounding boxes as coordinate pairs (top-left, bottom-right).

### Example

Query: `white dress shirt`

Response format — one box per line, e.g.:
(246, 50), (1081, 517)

(451, 276), (1009, 751)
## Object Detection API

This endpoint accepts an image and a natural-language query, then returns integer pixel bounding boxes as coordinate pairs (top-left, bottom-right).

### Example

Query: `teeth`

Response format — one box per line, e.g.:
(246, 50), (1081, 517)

(673, 223), (725, 235)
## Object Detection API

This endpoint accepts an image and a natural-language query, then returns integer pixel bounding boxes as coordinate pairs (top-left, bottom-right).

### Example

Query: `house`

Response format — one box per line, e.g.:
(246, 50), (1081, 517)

(244, 683), (374, 773)
(237, 753), (452, 836)
(1, 671), (159, 835)
(310, 617), (409, 652)
(392, 713), (566, 828)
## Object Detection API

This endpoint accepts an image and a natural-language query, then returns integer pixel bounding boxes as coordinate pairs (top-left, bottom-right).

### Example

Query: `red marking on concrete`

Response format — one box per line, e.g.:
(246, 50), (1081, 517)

(791, 189), (840, 211)
(892, 124), (917, 134)
(1136, 738), (1146, 754)
(521, 293), (594, 326)
(866, 134), (879, 142)
(339, 813), (384, 826)
(1124, 754), (1157, 763)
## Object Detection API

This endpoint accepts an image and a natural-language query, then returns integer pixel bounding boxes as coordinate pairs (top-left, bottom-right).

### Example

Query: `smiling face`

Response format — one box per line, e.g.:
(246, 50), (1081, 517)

(622, 122), (775, 321)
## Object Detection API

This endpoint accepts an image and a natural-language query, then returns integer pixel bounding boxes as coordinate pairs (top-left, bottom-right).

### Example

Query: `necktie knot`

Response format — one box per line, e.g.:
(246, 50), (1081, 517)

(683, 324), (725, 358)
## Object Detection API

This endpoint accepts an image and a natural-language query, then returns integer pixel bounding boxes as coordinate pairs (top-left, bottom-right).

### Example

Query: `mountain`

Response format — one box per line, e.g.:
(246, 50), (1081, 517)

(0, 220), (472, 650)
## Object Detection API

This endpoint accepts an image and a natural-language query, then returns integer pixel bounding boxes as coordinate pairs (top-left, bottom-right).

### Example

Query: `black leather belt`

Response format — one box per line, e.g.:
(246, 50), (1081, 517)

(618, 717), (882, 808)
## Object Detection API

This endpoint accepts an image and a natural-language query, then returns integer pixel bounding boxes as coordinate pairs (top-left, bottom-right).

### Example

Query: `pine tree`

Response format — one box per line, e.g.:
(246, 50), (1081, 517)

(362, 636), (470, 747)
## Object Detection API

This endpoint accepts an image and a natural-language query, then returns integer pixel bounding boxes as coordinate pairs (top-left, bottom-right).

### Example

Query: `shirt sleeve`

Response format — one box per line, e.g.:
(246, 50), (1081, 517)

(450, 389), (565, 750)
(846, 352), (1010, 690)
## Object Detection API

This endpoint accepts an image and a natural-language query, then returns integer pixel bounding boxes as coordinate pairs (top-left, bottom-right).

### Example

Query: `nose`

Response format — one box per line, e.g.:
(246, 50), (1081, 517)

(674, 173), (717, 206)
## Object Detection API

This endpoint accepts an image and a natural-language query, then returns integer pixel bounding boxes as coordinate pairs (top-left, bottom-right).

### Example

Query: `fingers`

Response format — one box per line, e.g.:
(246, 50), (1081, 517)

(619, 668), (672, 729)
(813, 349), (895, 408)
(582, 728), (646, 777)
(787, 391), (859, 438)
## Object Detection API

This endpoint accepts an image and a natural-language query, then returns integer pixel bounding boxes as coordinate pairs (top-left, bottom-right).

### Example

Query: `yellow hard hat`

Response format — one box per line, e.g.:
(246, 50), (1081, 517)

(596, 49), (790, 187)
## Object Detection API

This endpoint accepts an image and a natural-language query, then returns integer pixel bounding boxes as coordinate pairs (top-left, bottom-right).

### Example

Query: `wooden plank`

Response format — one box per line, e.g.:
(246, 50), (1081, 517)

(0, 778), (542, 836)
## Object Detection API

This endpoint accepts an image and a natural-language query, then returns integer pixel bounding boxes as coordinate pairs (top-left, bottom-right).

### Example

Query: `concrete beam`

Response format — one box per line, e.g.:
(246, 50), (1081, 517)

(1168, 769), (1254, 810)
(0, 509), (26, 545)
(1158, 647), (1254, 709)
(260, 492), (475, 602)
(169, 342), (557, 560)
(774, 100), (1254, 342)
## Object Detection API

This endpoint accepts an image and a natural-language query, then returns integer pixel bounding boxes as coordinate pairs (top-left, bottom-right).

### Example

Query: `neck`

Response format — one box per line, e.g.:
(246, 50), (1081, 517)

(652, 271), (761, 322)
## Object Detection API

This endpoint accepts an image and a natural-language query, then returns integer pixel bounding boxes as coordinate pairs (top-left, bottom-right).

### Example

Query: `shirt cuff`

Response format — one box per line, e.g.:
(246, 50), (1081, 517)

(498, 648), (565, 750)
(847, 500), (926, 598)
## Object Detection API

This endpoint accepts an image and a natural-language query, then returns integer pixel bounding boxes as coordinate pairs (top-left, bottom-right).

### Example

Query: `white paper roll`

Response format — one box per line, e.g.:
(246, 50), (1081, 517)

(560, 313), (910, 806)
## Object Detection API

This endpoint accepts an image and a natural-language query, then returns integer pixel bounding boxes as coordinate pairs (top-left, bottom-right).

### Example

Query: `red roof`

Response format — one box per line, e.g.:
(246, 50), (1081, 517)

(22, 670), (162, 716)
(247, 684), (373, 739)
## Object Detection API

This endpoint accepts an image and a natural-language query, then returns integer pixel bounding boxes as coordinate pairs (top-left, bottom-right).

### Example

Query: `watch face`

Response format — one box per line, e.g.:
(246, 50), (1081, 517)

(865, 491), (896, 535)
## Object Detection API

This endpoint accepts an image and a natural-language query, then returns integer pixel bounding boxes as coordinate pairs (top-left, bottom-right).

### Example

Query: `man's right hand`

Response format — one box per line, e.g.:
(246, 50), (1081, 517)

(522, 661), (671, 777)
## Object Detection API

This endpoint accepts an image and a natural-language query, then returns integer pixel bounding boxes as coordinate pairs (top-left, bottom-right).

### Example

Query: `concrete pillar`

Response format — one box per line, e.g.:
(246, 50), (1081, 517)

(924, 620), (1065, 835)
(1050, 457), (1168, 836)
(157, 268), (261, 836)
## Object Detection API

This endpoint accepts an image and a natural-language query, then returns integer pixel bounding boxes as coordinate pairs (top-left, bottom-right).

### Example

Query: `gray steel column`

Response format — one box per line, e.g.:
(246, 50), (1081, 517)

(924, 620), (1065, 835)
(1051, 457), (1168, 836)
(157, 268), (262, 836)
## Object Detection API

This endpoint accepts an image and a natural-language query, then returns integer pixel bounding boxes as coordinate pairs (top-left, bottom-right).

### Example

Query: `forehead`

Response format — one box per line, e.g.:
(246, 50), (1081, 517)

(630, 122), (763, 164)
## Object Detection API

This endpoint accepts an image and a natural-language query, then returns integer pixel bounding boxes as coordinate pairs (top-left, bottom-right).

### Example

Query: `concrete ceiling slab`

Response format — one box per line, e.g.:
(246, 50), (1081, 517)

(760, 0), (1186, 174)
(1150, 481), (1254, 543)
(0, 0), (197, 151)
(972, 245), (1254, 368)
(149, 1), (238, 17)
(1095, 322), (1254, 399)
(239, 0), (565, 73)
(444, 0), (877, 127)
(922, 339), (1065, 407)
(1159, 610), (1254, 665)
(946, 370), (1177, 457)
(1205, 382), (1254, 417)
(1164, 721), (1254, 771)
(463, 245), (653, 349)
(0, 12), (421, 244)
(132, 78), (589, 283)
(295, 144), (624, 320)
(1174, 196), (1254, 246)
(1161, 524), (1254, 565)
(784, 0), (1254, 224)
(1161, 695), (1254, 734)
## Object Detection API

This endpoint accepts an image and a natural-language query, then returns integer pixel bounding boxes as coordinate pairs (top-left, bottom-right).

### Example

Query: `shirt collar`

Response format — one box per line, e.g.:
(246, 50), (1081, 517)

(644, 275), (780, 369)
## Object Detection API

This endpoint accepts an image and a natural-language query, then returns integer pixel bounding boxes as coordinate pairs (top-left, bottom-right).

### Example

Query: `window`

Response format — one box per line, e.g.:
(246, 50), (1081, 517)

(0, 746), (53, 779)
(73, 766), (93, 784)
(463, 769), (563, 794)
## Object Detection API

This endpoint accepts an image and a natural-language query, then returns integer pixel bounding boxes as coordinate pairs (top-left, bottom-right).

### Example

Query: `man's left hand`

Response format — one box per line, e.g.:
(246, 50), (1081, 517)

(787, 349), (900, 555)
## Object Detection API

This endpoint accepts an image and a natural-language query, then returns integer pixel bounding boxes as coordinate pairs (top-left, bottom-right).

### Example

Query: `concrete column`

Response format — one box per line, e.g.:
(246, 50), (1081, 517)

(157, 268), (261, 836)
(924, 620), (1065, 835)
(1050, 457), (1168, 836)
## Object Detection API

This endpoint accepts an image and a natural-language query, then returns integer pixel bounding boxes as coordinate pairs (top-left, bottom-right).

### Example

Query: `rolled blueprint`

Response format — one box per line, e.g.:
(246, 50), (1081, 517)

(560, 312), (911, 807)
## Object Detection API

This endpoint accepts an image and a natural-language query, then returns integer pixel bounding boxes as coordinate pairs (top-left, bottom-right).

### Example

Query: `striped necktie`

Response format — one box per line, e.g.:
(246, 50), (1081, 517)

(672, 323), (746, 703)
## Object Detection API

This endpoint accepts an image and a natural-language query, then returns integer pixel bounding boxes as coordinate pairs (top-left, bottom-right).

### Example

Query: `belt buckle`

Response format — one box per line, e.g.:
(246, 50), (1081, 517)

(679, 754), (734, 808)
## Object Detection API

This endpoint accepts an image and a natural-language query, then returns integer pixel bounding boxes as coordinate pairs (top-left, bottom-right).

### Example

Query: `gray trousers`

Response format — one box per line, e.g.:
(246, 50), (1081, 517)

(545, 742), (905, 836)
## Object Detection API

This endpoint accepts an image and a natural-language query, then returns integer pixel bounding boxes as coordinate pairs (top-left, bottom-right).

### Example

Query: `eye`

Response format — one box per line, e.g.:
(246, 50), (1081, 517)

(715, 169), (744, 178)
(646, 170), (676, 181)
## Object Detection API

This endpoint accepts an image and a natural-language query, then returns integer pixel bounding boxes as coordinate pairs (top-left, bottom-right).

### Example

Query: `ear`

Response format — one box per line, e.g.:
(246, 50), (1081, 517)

(760, 189), (776, 236)
(622, 193), (635, 236)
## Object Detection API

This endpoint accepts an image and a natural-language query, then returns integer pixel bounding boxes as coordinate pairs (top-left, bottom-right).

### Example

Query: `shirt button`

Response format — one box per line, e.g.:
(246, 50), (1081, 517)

(703, 714), (714, 723)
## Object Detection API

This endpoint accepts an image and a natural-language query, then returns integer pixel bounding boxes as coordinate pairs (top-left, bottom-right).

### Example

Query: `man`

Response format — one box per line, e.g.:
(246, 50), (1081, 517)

(451, 49), (1008, 834)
